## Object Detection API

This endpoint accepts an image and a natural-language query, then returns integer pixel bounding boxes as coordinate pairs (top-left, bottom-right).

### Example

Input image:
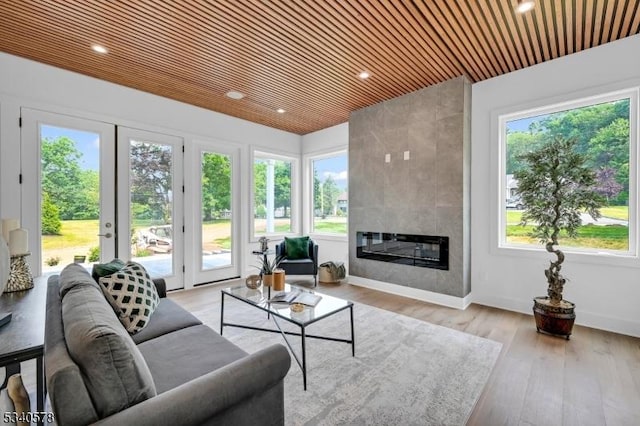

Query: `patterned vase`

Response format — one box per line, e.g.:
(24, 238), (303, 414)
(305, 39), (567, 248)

(6, 254), (34, 292)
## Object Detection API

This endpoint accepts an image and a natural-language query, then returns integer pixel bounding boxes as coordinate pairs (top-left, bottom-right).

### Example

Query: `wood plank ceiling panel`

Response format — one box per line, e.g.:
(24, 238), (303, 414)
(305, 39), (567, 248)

(0, 0), (639, 135)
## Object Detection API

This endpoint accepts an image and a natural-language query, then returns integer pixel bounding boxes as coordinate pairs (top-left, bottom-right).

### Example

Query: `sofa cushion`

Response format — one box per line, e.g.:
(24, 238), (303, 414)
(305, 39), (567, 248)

(284, 236), (310, 259)
(91, 258), (126, 283)
(46, 275), (100, 426)
(99, 262), (160, 334)
(59, 263), (102, 298)
(137, 324), (248, 393)
(131, 298), (202, 344)
(62, 276), (156, 419)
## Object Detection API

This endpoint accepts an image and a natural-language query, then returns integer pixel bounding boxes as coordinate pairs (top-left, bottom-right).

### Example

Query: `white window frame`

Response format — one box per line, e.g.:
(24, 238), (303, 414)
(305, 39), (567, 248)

(249, 148), (299, 240)
(498, 87), (639, 258)
(305, 149), (348, 239)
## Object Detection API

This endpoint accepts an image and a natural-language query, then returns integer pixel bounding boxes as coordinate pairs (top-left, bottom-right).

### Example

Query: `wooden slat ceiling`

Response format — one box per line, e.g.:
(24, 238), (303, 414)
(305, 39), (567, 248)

(1, 0), (639, 135)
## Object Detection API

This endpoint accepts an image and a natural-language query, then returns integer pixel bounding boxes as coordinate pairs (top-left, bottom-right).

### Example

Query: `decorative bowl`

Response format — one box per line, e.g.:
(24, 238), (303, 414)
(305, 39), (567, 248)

(245, 274), (261, 289)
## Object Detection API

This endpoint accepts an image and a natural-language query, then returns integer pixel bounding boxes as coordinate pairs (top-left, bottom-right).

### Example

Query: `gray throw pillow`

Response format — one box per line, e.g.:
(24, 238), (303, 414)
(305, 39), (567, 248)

(59, 262), (103, 298)
(99, 261), (160, 334)
(62, 279), (156, 419)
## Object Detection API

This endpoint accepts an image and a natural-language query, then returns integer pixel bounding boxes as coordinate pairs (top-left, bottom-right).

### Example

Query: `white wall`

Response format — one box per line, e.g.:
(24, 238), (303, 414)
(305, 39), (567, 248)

(472, 34), (640, 337)
(0, 52), (301, 285)
(301, 123), (349, 268)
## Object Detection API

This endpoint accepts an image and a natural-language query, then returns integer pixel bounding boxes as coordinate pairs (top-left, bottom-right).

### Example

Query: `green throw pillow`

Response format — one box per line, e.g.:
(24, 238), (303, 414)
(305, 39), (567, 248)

(92, 258), (126, 283)
(285, 236), (310, 260)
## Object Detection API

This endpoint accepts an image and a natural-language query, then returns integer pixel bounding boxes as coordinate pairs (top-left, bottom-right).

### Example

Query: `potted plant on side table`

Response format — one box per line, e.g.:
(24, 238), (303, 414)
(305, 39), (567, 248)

(514, 136), (604, 339)
(255, 253), (283, 287)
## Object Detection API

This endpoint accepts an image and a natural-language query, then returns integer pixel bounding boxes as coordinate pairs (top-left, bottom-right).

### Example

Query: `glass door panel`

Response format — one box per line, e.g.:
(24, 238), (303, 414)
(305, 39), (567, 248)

(201, 152), (232, 270)
(192, 144), (240, 285)
(21, 109), (116, 276)
(117, 127), (183, 290)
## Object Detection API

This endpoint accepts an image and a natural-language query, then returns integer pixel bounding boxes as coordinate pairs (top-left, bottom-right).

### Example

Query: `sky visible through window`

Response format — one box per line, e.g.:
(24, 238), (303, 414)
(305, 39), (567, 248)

(41, 124), (99, 170)
(314, 155), (347, 190)
(506, 114), (548, 132)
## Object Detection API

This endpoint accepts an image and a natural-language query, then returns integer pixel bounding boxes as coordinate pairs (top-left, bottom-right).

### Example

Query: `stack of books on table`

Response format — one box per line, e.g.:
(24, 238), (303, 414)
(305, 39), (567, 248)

(268, 290), (322, 307)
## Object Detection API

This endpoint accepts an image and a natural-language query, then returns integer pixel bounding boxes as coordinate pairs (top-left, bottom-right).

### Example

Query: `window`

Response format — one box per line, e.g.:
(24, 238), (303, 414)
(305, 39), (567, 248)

(310, 152), (348, 235)
(500, 89), (637, 255)
(253, 152), (295, 237)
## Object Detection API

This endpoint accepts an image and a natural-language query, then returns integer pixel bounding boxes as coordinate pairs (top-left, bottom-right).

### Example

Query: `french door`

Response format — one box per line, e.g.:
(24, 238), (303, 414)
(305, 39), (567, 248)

(21, 109), (116, 275)
(190, 142), (240, 285)
(21, 110), (185, 290)
(117, 127), (184, 291)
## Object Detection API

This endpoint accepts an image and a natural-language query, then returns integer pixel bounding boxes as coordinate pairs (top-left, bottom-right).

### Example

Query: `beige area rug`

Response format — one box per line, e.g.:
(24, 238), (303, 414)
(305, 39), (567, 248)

(209, 298), (502, 426)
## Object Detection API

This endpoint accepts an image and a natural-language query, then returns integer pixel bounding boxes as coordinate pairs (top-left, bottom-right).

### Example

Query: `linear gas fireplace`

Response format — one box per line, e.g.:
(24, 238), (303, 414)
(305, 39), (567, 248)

(356, 232), (449, 270)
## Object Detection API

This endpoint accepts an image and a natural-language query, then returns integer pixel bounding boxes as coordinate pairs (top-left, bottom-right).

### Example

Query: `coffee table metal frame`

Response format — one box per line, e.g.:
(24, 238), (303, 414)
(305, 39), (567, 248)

(220, 285), (354, 390)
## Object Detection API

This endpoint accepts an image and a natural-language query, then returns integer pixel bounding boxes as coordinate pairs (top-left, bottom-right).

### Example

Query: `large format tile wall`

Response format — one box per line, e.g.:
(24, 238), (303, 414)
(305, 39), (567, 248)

(348, 76), (471, 298)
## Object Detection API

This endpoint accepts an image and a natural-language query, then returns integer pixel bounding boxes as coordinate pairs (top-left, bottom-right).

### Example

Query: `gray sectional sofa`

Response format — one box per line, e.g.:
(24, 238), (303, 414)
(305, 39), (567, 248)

(44, 263), (291, 426)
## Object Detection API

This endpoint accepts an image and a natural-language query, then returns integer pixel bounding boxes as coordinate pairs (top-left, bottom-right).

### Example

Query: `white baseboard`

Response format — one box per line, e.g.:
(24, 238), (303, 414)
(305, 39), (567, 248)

(473, 294), (640, 338)
(347, 275), (472, 310)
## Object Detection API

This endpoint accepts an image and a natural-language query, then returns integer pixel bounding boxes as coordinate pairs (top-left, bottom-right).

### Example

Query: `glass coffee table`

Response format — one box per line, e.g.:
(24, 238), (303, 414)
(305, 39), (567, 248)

(220, 284), (354, 390)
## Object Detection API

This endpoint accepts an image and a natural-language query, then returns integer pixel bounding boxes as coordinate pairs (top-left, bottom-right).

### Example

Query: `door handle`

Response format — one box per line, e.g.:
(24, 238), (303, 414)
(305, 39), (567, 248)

(97, 233), (113, 238)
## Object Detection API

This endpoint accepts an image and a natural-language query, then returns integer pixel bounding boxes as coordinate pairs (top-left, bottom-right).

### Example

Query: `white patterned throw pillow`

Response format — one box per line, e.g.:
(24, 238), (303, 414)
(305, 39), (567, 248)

(99, 262), (159, 334)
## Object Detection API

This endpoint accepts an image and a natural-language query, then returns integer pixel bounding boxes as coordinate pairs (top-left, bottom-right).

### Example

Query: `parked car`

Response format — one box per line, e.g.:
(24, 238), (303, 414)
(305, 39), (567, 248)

(138, 225), (173, 253)
(505, 197), (524, 210)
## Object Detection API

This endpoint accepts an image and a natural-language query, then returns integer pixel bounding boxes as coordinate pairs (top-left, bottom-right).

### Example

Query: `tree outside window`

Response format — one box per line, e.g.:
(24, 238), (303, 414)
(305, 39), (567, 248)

(312, 153), (348, 235)
(253, 154), (292, 235)
(503, 93), (634, 253)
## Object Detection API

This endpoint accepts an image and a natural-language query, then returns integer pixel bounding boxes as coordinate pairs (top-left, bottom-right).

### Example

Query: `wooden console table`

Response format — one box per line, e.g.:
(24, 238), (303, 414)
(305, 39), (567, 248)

(0, 275), (47, 416)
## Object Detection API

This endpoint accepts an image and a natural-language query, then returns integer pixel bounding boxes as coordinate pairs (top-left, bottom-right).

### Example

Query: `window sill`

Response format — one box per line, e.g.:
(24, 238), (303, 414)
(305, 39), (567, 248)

(250, 232), (298, 243)
(494, 244), (640, 268)
(308, 233), (347, 243)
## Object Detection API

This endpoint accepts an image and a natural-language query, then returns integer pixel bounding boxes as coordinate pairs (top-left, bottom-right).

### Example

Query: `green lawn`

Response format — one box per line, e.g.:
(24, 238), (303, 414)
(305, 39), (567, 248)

(505, 206), (629, 250)
(599, 206), (629, 220)
(507, 206), (629, 223)
(42, 219), (99, 250)
(506, 224), (628, 250)
(313, 218), (347, 234)
(213, 236), (232, 249)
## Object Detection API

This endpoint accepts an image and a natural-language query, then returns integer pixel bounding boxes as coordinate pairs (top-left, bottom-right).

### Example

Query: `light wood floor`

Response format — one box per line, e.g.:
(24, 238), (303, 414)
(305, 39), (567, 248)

(170, 279), (640, 426)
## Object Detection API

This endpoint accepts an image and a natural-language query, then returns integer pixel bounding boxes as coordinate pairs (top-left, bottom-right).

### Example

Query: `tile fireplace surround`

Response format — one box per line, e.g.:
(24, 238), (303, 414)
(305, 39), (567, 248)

(348, 76), (471, 299)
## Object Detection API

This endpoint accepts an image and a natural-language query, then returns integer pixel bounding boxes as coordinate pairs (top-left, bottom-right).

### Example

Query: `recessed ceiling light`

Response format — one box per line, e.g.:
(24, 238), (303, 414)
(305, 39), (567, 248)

(226, 91), (245, 100)
(358, 71), (371, 80)
(277, 108), (286, 114)
(91, 44), (108, 54)
(516, 0), (535, 13)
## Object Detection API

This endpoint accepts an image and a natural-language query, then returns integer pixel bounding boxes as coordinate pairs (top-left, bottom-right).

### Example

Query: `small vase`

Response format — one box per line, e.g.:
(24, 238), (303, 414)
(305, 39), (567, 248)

(273, 268), (285, 291)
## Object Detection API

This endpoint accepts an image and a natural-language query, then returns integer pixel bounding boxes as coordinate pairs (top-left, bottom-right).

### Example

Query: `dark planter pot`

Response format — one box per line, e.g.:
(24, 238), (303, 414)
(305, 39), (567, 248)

(533, 296), (576, 340)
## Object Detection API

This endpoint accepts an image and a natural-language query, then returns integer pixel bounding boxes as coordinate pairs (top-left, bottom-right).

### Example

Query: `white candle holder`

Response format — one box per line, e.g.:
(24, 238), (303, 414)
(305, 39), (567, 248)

(5, 252), (34, 293)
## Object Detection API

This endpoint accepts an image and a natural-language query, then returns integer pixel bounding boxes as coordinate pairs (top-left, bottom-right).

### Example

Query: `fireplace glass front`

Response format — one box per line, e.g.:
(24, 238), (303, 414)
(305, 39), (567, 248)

(356, 232), (449, 270)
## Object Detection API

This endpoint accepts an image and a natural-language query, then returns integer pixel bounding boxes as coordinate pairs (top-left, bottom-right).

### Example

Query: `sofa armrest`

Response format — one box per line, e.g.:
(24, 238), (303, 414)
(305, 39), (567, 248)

(152, 278), (167, 298)
(93, 344), (291, 426)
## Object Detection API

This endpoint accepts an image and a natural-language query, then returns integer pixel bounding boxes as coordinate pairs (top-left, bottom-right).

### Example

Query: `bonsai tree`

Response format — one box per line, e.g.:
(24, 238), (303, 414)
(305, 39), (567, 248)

(515, 136), (604, 336)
